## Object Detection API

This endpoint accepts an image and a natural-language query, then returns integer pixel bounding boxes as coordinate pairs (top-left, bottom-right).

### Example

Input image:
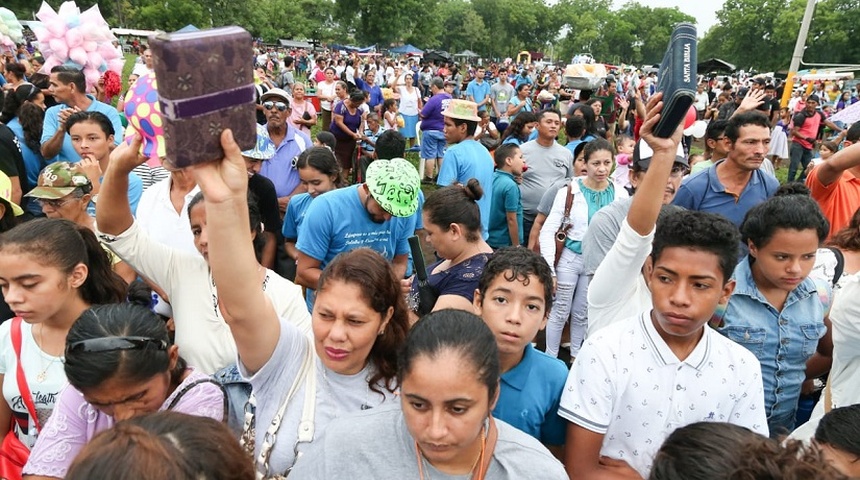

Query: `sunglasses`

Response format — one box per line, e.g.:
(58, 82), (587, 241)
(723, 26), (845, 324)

(263, 101), (288, 112)
(36, 196), (79, 209)
(66, 336), (168, 356)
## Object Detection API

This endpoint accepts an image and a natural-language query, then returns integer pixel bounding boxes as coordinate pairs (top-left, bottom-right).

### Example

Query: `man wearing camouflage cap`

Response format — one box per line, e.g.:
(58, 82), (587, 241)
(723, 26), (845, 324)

(295, 157), (420, 309)
(25, 161), (94, 220)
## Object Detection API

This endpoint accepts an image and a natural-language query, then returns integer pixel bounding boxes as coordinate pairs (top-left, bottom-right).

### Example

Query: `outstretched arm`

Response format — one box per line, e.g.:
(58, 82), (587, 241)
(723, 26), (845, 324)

(814, 142), (860, 187)
(627, 92), (684, 236)
(190, 130), (279, 374)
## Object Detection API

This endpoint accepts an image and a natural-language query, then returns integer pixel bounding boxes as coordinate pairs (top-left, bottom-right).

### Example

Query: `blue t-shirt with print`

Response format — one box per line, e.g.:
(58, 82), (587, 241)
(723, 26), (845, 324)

(437, 139), (494, 240)
(282, 192), (314, 240)
(296, 185), (412, 307)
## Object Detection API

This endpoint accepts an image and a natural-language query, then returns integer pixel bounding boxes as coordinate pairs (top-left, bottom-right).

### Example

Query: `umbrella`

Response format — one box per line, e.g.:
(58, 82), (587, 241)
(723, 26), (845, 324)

(831, 100), (860, 124)
(408, 236), (438, 316)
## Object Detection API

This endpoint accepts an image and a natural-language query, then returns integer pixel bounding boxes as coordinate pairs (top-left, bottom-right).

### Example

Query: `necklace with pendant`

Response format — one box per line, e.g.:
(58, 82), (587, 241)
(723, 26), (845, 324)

(35, 325), (61, 383)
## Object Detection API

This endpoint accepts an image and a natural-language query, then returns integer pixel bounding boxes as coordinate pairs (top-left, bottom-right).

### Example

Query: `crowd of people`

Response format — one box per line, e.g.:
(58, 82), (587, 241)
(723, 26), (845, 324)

(0, 38), (857, 479)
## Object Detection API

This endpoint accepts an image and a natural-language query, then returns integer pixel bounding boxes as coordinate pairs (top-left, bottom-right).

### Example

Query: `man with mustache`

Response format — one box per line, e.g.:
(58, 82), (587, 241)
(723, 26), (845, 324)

(671, 111), (779, 228)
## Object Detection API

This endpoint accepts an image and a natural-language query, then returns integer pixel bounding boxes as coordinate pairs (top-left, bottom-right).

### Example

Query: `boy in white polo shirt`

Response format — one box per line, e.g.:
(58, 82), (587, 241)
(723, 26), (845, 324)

(560, 94), (768, 480)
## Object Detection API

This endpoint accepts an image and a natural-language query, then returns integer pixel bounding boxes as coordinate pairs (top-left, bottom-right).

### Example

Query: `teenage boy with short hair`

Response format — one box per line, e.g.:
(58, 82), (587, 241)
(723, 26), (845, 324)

(561, 93), (768, 480)
(488, 144), (525, 248)
(438, 99), (494, 239)
(474, 247), (568, 453)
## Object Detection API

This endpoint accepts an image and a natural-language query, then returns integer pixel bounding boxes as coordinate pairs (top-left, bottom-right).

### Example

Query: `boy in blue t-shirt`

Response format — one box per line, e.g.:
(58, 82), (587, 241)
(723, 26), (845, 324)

(473, 247), (568, 454)
(438, 99), (494, 240)
(488, 143), (525, 248)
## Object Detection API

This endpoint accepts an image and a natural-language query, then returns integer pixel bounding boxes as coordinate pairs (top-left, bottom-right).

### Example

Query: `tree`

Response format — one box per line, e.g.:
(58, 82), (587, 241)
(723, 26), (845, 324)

(436, 0), (488, 55)
(133, 0), (207, 32)
(333, 0), (434, 46)
(473, 0), (560, 59)
(707, 0), (805, 72)
(616, 3), (695, 64)
(554, 0), (693, 65)
(805, 0), (860, 66)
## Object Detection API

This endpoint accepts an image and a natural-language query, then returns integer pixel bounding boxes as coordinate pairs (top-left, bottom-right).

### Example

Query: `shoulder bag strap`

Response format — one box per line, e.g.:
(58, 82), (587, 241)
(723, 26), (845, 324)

(166, 376), (228, 423)
(473, 416), (499, 480)
(563, 183), (574, 220)
(257, 338), (315, 477)
(11, 318), (40, 431)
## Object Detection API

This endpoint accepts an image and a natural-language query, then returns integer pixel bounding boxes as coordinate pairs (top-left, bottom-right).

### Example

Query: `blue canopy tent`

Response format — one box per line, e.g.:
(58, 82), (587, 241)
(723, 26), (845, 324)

(175, 24), (199, 33)
(389, 44), (423, 55)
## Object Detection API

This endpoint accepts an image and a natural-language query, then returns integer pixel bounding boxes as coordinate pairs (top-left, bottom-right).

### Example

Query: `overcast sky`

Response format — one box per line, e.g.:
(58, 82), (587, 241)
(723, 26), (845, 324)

(612, 0), (725, 35)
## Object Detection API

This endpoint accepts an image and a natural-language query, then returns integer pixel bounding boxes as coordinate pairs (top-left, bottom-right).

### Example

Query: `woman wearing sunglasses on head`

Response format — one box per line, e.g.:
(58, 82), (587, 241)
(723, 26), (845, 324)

(22, 298), (226, 480)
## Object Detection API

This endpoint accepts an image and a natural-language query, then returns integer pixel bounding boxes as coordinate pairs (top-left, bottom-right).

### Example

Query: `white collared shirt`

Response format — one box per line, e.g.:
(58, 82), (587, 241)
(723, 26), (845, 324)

(559, 311), (768, 477)
(135, 175), (201, 256)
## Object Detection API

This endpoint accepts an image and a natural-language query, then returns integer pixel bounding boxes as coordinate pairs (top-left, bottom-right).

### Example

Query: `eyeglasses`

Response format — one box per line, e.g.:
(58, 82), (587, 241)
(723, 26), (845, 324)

(36, 196), (79, 209)
(263, 101), (288, 112)
(66, 336), (168, 356)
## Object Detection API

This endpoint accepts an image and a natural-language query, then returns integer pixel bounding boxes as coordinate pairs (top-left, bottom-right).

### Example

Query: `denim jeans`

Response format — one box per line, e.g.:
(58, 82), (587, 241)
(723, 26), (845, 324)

(545, 248), (589, 358)
(788, 142), (813, 183)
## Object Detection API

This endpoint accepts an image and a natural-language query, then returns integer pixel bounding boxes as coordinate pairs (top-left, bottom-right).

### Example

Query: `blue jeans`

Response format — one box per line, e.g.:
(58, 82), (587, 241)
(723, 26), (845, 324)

(788, 142), (813, 183)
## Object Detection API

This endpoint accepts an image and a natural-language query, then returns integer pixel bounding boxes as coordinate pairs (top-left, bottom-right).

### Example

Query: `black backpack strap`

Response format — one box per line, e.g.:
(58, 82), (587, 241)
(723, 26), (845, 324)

(166, 377), (229, 423)
(827, 246), (845, 287)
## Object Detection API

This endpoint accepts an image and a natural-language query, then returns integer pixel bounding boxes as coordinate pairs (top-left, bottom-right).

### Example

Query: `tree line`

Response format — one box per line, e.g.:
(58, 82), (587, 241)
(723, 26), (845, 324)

(5, 0), (858, 71)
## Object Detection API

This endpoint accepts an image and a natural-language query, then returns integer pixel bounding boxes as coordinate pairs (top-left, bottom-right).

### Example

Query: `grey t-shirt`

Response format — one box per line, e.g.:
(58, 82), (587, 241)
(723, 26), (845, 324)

(490, 82), (515, 117)
(289, 404), (569, 479)
(581, 196), (633, 275)
(537, 180), (569, 216)
(520, 140), (573, 221)
(239, 317), (397, 475)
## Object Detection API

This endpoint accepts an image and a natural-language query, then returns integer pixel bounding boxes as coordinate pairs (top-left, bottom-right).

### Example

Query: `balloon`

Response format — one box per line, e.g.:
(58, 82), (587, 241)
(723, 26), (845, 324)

(124, 72), (166, 166)
(683, 120), (708, 139)
(684, 105), (697, 130)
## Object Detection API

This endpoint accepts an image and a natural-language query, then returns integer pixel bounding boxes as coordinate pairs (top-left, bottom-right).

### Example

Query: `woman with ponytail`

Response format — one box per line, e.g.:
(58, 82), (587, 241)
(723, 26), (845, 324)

(0, 219), (127, 460)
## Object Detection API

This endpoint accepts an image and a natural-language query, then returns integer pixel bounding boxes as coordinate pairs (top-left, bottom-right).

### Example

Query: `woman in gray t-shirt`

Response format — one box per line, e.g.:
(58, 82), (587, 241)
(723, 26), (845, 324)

(290, 310), (568, 479)
(190, 133), (411, 478)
